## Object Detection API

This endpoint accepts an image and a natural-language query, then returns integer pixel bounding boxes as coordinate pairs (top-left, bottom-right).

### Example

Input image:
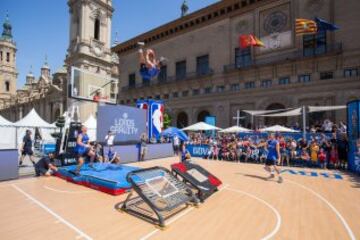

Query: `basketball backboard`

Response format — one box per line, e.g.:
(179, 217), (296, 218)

(70, 66), (118, 104)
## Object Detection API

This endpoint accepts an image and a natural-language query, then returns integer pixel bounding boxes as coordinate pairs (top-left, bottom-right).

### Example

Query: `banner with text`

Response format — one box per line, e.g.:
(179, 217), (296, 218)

(97, 105), (146, 144)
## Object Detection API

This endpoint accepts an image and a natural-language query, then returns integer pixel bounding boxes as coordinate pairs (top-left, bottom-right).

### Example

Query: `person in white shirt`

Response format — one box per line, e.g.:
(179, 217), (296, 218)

(105, 131), (116, 162)
(173, 135), (180, 156)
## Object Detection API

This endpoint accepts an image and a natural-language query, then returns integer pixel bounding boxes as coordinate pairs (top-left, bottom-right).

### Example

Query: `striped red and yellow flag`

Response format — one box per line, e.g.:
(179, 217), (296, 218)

(295, 19), (317, 35)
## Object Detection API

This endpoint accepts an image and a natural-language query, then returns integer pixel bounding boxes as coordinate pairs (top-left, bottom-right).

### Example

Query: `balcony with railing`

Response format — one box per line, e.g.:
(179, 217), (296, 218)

(223, 42), (343, 73)
(122, 68), (214, 91)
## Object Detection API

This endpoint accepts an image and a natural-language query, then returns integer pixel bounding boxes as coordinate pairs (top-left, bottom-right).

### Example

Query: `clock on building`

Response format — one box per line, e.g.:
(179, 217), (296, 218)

(263, 11), (288, 35)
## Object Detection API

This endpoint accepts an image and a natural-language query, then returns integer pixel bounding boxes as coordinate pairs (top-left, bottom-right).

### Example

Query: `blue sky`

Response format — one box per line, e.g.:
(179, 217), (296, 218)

(0, 0), (219, 88)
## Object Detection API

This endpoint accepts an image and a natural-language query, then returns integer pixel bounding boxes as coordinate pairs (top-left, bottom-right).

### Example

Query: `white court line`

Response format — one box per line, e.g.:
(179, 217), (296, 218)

(241, 165), (356, 240)
(43, 185), (94, 194)
(12, 184), (92, 240)
(225, 187), (281, 240)
(139, 184), (229, 240)
(285, 179), (356, 240)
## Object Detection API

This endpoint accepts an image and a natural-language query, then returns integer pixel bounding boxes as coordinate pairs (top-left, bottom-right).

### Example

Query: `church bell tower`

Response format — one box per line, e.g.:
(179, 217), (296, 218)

(65, 0), (114, 76)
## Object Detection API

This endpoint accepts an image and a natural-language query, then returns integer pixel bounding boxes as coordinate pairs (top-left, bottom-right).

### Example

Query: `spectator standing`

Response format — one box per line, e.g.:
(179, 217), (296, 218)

(173, 135), (180, 156)
(310, 140), (320, 168)
(19, 129), (35, 166)
(140, 133), (148, 161)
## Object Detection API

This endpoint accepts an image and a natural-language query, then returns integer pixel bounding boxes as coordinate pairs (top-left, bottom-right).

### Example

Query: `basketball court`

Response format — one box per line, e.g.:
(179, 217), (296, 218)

(1, 158), (359, 240)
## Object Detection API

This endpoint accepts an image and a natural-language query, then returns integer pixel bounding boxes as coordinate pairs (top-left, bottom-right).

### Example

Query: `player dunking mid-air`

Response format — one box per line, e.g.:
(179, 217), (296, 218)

(255, 132), (283, 183)
(138, 42), (166, 83)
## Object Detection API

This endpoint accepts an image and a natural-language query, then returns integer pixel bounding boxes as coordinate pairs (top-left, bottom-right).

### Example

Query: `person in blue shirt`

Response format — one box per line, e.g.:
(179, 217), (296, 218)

(255, 133), (283, 183)
(138, 42), (164, 83)
(75, 126), (96, 175)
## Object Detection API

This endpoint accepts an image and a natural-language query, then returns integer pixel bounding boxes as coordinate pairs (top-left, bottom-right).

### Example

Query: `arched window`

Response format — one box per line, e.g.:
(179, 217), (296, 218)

(94, 18), (100, 40)
(177, 112), (188, 128)
(5, 81), (10, 92)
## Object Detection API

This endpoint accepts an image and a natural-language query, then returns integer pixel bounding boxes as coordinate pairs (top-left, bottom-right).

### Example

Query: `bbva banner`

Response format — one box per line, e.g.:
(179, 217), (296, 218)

(186, 144), (210, 158)
(97, 105), (146, 143)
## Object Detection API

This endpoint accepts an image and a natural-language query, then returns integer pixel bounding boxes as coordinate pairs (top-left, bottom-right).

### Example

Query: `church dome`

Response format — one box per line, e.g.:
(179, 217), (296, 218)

(1, 14), (13, 41)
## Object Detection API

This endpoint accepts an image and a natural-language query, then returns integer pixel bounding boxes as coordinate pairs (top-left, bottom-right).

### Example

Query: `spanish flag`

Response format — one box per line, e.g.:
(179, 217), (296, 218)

(239, 34), (265, 49)
(296, 19), (317, 35)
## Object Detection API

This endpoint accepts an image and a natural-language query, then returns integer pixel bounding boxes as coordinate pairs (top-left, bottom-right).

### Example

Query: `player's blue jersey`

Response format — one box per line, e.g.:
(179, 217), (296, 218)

(267, 139), (279, 161)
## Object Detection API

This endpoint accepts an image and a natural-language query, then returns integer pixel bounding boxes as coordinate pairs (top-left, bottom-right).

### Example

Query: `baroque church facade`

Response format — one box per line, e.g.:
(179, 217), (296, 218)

(0, 0), (119, 123)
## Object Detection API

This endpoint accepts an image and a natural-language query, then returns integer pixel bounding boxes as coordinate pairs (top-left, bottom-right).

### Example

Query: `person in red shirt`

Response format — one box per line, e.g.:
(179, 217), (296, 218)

(318, 149), (327, 169)
(93, 91), (101, 102)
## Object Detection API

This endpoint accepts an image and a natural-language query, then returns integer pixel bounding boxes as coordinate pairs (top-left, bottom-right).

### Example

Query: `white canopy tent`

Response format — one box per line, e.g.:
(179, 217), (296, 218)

(14, 109), (56, 148)
(259, 108), (302, 117)
(308, 105), (346, 113)
(243, 108), (294, 116)
(259, 125), (300, 133)
(0, 115), (16, 149)
(220, 125), (253, 133)
(182, 122), (222, 131)
(83, 114), (97, 141)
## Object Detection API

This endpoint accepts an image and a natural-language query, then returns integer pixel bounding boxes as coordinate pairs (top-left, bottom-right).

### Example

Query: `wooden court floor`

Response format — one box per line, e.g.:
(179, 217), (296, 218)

(0, 157), (360, 240)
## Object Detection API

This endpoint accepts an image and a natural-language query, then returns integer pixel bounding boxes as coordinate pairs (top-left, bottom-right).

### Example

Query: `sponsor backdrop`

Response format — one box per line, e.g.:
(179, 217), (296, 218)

(347, 100), (360, 174)
(97, 105), (146, 144)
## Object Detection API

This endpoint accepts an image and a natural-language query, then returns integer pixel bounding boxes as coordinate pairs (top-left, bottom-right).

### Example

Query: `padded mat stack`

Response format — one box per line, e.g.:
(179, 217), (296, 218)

(55, 163), (140, 195)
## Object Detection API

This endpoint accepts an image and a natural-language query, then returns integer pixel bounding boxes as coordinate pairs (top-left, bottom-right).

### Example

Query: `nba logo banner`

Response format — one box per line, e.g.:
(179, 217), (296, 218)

(149, 100), (164, 140)
(136, 100), (165, 140)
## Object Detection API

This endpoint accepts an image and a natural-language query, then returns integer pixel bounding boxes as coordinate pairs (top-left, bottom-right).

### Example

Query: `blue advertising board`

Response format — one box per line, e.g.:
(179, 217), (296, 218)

(347, 100), (360, 174)
(97, 105), (147, 144)
(186, 144), (210, 158)
(205, 116), (216, 137)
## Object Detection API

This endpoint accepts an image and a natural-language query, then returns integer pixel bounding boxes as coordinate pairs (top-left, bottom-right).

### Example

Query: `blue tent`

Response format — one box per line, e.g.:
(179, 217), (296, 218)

(161, 127), (189, 141)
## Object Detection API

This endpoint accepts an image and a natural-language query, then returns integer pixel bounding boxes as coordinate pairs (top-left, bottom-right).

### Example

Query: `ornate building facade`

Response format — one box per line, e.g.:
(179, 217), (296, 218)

(0, 0), (119, 123)
(113, 0), (360, 128)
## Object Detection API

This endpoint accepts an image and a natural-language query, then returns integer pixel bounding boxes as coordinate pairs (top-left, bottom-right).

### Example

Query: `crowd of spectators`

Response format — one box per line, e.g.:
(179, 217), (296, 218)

(185, 121), (349, 170)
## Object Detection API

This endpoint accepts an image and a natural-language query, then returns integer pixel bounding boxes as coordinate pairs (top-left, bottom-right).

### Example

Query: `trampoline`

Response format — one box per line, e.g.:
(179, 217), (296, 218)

(55, 163), (140, 195)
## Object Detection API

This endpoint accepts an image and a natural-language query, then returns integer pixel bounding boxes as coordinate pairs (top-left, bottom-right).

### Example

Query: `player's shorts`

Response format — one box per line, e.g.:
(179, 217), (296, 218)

(265, 158), (277, 166)
(22, 149), (33, 156)
(77, 147), (91, 159)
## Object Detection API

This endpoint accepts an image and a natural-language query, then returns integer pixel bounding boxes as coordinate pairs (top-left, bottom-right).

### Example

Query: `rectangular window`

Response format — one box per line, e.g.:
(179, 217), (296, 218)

(163, 94), (169, 99)
(0, 51), (2, 61)
(173, 92), (179, 98)
(260, 79), (272, 88)
(155, 95), (161, 100)
(192, 89), (200, 96)
(278, 77), (290, 85)
(230, 83), (240, 91)
(158, 65), (167, 82)
(320, 71), (333, 80)
(128, 73), (136, 88)
(298, 74), (311, 83)
(6, 52), (10, 62)
(216, 85), (225, 93)
(204, 87), (212, 94)
(235, 47), (252, 68)
(303, 31), (327, 57)
(196, 55), (209, 76)
(182, 90), (189, 97)
(344, 68), (358, 78)
(245, 81), (255, 89)
(176, 60), (186, 80)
